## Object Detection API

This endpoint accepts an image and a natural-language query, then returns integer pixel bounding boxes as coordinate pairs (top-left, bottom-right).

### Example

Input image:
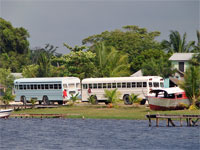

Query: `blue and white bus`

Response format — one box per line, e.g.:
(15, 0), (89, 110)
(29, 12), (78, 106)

(14, 77), (81, 105)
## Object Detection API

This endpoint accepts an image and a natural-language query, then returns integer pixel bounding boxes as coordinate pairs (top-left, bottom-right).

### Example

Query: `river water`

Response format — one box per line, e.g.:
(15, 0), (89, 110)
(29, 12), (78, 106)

(0, 119), (199, 150)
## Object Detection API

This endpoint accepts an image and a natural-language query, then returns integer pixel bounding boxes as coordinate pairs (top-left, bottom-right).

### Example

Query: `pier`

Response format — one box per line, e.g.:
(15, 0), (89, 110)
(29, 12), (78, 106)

(146, 114), (200, 127)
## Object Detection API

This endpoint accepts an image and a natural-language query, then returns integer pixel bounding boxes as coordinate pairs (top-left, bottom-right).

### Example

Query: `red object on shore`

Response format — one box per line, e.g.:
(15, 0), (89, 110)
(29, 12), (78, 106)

(63, 89), (67, 98)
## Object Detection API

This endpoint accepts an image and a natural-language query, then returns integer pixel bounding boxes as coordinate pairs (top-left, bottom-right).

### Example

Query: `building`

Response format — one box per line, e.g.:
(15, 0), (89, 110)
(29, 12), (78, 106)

(168, 53), (195, 87)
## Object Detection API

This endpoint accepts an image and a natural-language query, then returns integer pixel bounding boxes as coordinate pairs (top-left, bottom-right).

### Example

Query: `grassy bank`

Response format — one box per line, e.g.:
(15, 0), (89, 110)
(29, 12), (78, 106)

(12, 104), (200, 120)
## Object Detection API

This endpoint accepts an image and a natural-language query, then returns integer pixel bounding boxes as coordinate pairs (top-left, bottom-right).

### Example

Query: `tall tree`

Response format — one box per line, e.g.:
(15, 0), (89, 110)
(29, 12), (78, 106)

(161, 30), (195, 53)
(179, 65), (200, 106)
(0, 18), (30, 54)
(94, 42), (130, 77)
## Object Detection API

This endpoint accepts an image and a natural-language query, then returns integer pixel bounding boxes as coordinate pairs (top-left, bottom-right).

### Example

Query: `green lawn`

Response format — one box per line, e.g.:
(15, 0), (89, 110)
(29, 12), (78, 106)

(12, 103), (200, 120)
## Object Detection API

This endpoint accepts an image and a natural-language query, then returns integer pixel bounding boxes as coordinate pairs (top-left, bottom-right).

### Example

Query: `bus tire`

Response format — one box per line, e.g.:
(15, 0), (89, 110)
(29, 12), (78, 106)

(43, 96), (50, 105)
(39, 101), (42, 105)
(123, 94), (132, 105)
(58, 101), (63, 105)
(21, 96), (26, 105)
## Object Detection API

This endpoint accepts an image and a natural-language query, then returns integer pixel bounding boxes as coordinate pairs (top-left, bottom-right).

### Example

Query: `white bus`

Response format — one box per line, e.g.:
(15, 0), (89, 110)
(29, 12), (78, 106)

(14, 77), (81, 105)
(82, 76), (164, 104)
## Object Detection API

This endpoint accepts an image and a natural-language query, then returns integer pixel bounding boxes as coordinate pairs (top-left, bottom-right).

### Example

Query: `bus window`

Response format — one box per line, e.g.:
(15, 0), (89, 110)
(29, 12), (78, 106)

(93, 83), (97, 89)
(34, 85), (37, 89)
(31, 85), (34, 90)
(137, 82), (142, 87)
(76, 83), (80, 88)
(98, 83), (102, 89)
(117, 83), (121, 88)
(19, 85), (23, 90)
(27, 85), (30, 89)
(127, 82), (131, 88)
(50, 84), (54, 89)
(108, 83), (111, 88)
(38, 85), (41, 89)
(89, 84), (92, 89)
(160, 82), (164, 88)
(23, 85), (26, 90)
(45, 84), (49, 89)
(112, 83), (116, 88)
(122, 82), (126, 88)
(63, 84), (67, 88)
(103, 83), (107, 88)
(143, 82), (147, 87)
(41, 84), (45, 89)
(83, 84), (87, 89)
(149, 82), (152, 87)
(132, 82), (136, 88)
(69, 84), (75, 88)
(58, 84), (62, 89)
(54, 84), (58, 89)
(153, 82), (159, 87)
(15, 85), (18, 89)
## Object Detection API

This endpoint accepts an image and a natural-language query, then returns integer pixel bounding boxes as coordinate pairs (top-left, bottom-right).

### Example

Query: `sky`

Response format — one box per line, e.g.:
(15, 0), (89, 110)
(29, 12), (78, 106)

(0, 0), (199, 54)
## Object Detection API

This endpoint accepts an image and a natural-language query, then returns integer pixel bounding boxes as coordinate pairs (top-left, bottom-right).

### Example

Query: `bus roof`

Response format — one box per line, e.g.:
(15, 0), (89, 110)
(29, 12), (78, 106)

(82, 76), (163, 83)
(14, 77), (80, 83)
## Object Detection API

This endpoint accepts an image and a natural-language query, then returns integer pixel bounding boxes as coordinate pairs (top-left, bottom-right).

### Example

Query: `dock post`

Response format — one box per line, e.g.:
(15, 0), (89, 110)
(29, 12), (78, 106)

(156, 118), (159, 127)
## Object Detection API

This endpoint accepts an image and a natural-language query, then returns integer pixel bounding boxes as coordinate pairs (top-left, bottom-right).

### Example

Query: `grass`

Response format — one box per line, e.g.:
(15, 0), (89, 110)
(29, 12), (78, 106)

(12, 103), (200, 120)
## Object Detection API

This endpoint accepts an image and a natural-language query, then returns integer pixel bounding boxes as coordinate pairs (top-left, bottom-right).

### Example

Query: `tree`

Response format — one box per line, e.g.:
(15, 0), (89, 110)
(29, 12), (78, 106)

(0, 68), (14, 89)
(63, 43), (87, 52)
(192, 30), (200, 52)
(142, 56), (175, 78)
(104, 89), (121, 104)
(0, 18), (30, 54)
(62, 50), (98, 79)
(189, 53), (200, 66)
(94, 42), (130, 77)
(82, 25), (161, 73)
(161, 30), (195, 53)
(179, 66), (200, 106)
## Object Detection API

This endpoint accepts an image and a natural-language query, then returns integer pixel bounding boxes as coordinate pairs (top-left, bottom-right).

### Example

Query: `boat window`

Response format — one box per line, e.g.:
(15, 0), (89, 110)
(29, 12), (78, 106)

(177, 94), (182, 98)
(168, 94), (175, 99)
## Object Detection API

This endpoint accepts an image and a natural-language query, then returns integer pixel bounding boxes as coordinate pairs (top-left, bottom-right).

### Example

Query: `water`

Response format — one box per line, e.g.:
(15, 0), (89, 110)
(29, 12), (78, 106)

(0, 119), (199, 150)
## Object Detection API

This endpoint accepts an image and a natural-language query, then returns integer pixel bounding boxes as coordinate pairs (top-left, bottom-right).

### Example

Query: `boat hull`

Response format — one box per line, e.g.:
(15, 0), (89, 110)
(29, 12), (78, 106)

(0, 109), (13, 118)
(148, 97), (190, 111)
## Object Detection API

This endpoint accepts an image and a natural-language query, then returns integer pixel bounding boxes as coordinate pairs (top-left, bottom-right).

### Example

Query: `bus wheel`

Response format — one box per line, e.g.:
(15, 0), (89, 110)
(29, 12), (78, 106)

(58, 101), (63, 105)
(39, 101), (42, 105)
(123, 95), (132, 105)
(43, 96), (50, 105)
(21, 96), (27, 105)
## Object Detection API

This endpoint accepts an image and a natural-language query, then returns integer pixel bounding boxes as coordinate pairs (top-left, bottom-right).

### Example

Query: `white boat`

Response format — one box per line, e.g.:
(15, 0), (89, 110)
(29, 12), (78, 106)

(147, 87), (190, 110)
(0, 109), (13, 118)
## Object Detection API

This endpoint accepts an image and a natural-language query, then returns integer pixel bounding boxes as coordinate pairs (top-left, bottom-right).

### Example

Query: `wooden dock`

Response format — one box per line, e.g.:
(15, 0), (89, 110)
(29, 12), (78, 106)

(146, 114), (200, 127)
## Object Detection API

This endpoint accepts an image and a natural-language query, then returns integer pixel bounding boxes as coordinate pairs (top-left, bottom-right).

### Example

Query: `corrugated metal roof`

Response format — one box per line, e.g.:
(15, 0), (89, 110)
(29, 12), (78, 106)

(169, 53), (194, 61)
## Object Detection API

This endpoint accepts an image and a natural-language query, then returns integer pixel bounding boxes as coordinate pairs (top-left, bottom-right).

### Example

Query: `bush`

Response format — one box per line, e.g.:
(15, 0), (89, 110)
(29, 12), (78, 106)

(0, 89), (15, 105)
(88, 95), (97, 105)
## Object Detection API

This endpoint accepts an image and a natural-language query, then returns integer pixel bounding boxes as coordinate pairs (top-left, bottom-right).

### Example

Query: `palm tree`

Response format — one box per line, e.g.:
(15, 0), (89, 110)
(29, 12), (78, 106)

(192, 30), (200, 52)
(95, 42), (130, 77)
(162, 30), (195, 53)
(37, 52), (51, 77)
(179, 65), (200, 106)
(104, 89), (121, 104)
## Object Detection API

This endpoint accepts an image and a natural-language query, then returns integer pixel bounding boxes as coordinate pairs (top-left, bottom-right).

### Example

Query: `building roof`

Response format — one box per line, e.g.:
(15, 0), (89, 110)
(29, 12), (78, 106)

(169, 53), (194, 61)
(130, 70), (143, 77)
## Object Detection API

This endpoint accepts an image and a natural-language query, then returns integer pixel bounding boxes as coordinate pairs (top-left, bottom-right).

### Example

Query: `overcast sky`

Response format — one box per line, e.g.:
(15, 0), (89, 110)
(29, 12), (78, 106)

(1, 0), (199, 54)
